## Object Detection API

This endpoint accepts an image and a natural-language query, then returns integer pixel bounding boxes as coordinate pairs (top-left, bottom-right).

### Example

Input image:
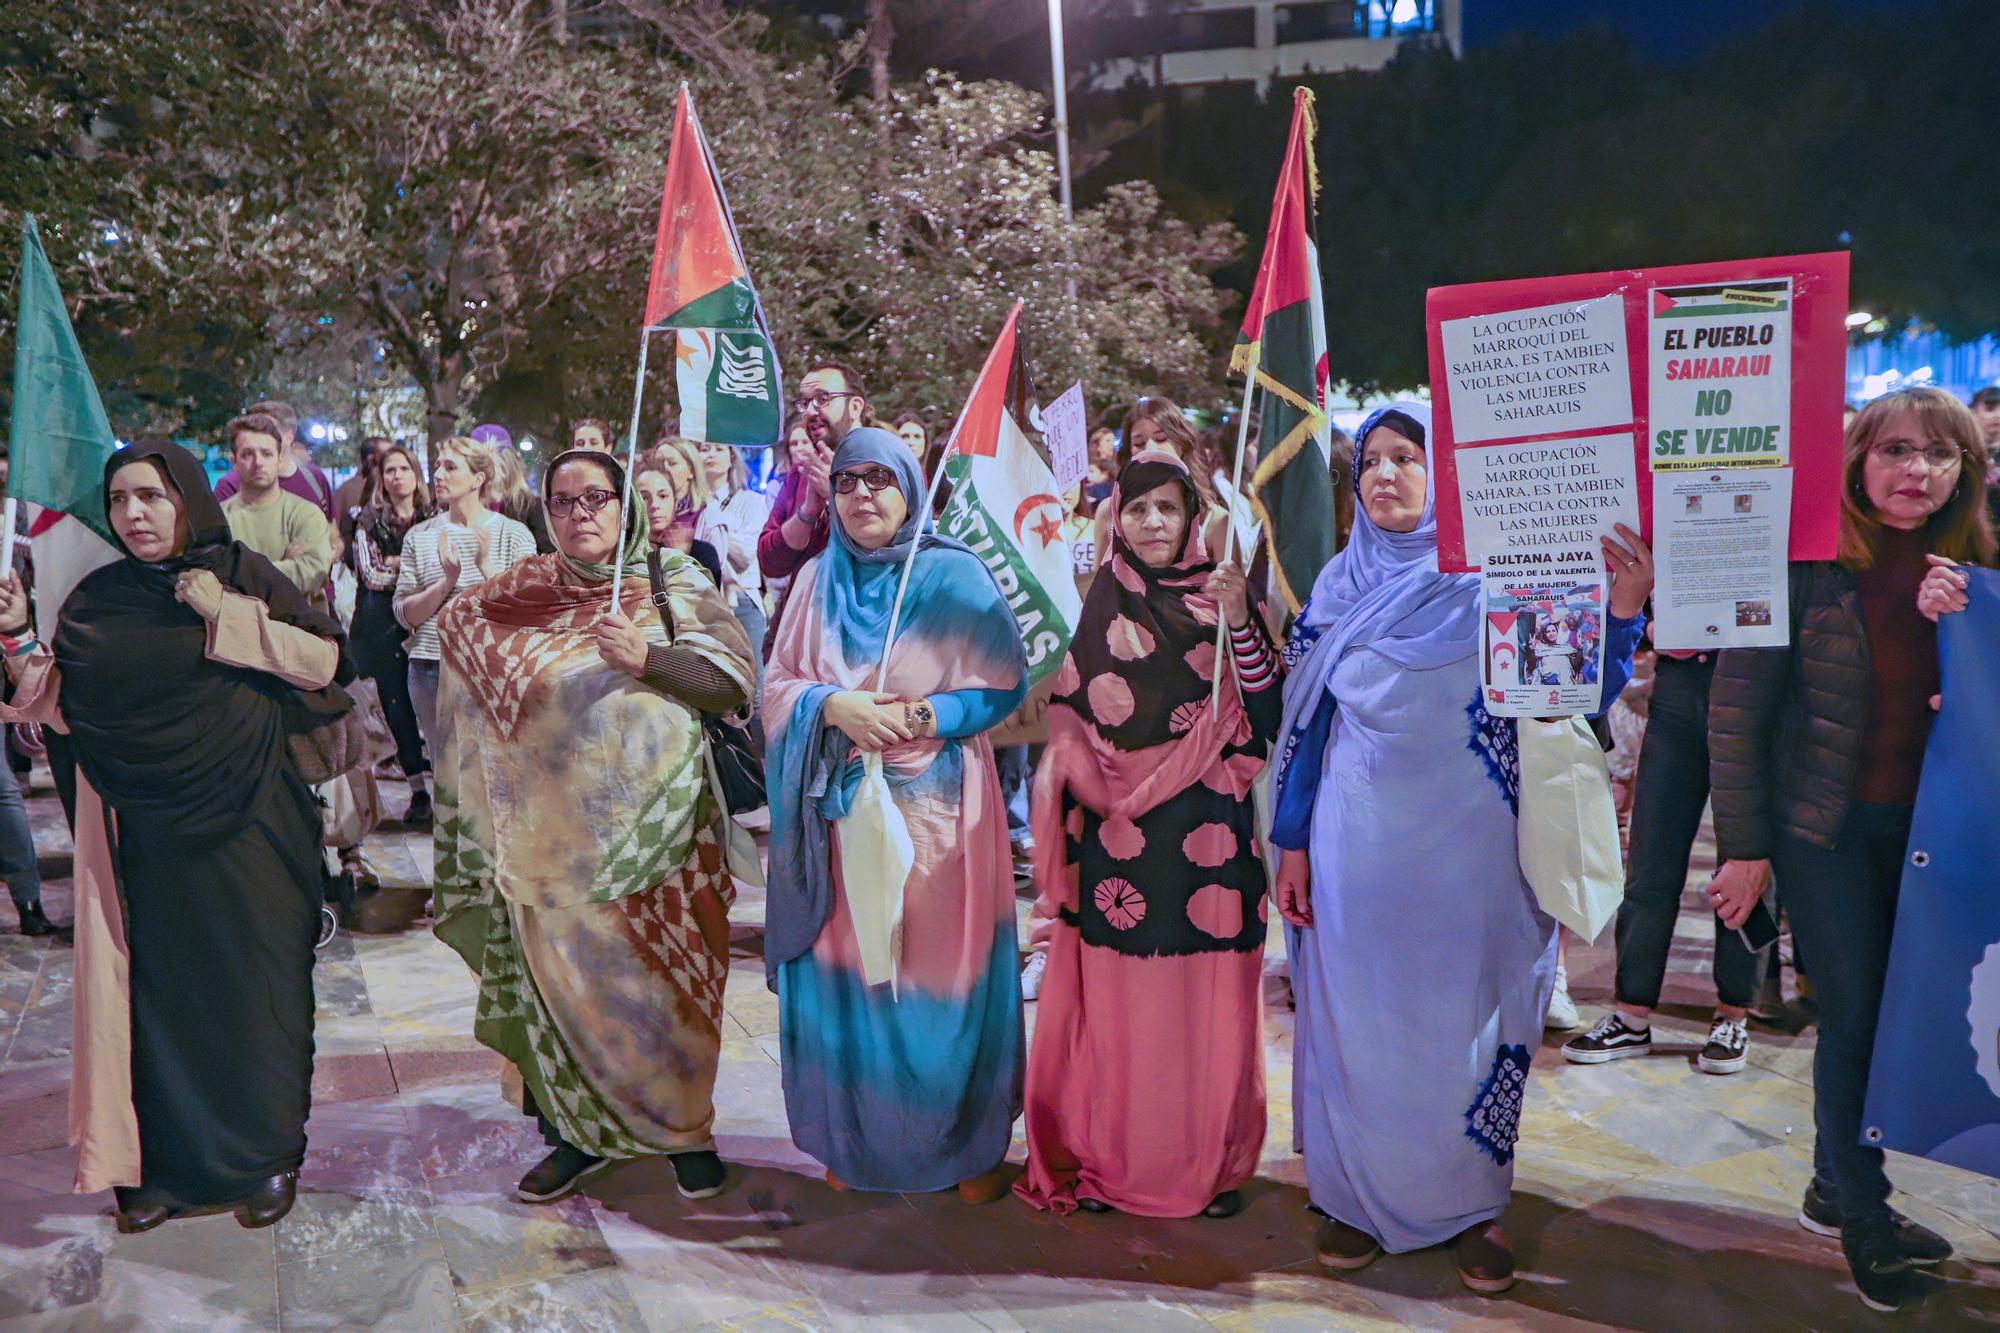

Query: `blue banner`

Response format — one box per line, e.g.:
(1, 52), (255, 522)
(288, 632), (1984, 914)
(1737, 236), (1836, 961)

(1863, 568), (2000, 1179)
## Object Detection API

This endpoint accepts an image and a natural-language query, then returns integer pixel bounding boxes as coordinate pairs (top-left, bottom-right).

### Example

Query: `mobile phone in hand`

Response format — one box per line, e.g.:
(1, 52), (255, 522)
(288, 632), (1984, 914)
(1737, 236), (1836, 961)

(1735, 898), (1780, 953)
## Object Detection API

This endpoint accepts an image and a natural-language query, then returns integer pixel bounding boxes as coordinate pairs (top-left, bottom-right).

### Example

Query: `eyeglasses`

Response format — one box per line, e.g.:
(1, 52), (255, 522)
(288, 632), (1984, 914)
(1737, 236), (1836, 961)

(1871, 441), (1963, 471)
(832, 466), (900, 496)
(795, 391), (859, 413)
(546, 487), (618, 518)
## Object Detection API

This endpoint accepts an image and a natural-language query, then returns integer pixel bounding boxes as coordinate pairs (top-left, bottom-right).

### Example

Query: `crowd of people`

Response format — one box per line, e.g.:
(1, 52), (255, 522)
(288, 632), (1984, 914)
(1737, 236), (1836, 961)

(0, 374), (1992, 1316)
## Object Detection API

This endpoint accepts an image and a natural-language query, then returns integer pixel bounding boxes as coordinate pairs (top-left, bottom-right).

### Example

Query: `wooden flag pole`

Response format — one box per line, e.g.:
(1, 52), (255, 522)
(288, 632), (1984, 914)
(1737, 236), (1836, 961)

(609, 329), (654, 606)
(1209, 354), (1260, 708)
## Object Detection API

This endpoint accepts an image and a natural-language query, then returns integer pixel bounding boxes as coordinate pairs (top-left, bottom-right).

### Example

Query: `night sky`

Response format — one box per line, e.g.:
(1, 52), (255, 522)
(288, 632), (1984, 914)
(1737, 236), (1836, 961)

(1461, 0), (1935, 61)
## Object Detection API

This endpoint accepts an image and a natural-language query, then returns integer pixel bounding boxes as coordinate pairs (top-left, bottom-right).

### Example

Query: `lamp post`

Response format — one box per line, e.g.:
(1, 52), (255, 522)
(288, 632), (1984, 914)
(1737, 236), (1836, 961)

(1047, 0), (1081, 331)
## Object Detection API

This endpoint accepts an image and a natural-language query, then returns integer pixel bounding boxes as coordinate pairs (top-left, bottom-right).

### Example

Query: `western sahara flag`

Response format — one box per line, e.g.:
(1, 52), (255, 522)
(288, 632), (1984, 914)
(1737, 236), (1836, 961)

(9, 215), (120, 628)
(1233, 86), (1335, 613)
(936, 303), (1080, 687)
(644, 85), (782, 447)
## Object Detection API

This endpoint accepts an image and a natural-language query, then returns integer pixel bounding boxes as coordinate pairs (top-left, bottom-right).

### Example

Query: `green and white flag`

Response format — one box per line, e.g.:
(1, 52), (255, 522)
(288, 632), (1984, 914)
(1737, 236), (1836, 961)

(9, 215), (121, 626)
(935, 303), (1080, 686)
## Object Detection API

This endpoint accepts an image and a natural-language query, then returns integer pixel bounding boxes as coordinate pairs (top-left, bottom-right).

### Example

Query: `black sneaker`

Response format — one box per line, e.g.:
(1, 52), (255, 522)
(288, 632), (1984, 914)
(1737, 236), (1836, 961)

(1562, 1012), (1652, 1064)
(16, 902), (53, 937)
(403, 788), (433, 827)
(1800, 1183), (1953, 1267)
(516, 1144), (608, 1203)
(1842, 1216), (1942, 1313)
(669, 1149), (727, 1200)
(1696, 1016), (1749, 1074)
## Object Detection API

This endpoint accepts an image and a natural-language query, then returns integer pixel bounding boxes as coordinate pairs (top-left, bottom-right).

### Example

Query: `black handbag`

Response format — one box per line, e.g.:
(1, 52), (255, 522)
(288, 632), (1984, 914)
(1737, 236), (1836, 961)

(647, 552), (767, 814)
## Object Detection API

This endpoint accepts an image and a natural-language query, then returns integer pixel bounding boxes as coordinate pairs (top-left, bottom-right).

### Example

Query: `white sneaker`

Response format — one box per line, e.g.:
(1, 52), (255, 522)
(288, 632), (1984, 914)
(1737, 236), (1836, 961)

(1545, 964), (1580, 1031)
(1020, 950), (1047, 1001)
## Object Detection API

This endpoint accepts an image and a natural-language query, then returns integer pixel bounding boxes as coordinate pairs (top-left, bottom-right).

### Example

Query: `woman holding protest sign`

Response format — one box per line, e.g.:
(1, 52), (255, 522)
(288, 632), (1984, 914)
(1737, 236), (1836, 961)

(432, 447), (755, 1206)
(1269, 402), (1649, 1293)
(763, 427), (1028, 1202)
(1708, 387), (1990, 1314)
(1013, 450), (1281, 1220)
(392, 436), (536, 761)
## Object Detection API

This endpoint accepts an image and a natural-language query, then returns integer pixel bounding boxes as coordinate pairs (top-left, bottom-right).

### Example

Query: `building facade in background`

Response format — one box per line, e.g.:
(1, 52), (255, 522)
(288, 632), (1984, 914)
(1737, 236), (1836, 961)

(1080, 0), (1461, 91)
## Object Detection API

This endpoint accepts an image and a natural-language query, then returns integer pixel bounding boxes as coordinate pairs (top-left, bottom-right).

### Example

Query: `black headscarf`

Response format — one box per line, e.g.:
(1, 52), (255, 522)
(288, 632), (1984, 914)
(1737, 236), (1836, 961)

(52, 441), (350, 836)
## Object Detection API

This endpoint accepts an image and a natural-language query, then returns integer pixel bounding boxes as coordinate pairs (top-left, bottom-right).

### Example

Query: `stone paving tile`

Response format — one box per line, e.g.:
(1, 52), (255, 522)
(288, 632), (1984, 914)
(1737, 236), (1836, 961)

(426, 1163), (618, 1297)
(95, 1209), (281, 1332)
(275, 1233), (458, 1331)
(455, 1267), (650, 1332)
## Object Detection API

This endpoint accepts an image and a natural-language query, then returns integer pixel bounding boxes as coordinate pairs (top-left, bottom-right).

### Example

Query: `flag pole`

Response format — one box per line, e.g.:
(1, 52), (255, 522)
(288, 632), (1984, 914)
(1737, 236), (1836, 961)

(610, 328), (654, 606)
(1209, 355), (1259, 707)
(0, 499), (16, 585)
(869, 438), (960, 693)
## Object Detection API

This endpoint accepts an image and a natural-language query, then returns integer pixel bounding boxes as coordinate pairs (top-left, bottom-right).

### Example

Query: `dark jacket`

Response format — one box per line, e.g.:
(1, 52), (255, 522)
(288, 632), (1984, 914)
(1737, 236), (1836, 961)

(1708, 561), (1868, 859)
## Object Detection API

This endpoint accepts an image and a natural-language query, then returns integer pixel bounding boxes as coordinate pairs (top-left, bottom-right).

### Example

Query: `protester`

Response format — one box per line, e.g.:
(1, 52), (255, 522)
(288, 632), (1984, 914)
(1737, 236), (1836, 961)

(1268, 402), (1649, 1293)
(0, 441), (351, 1231)
(350, 444), (438, 824)
(489, 440), (555, 553)
(635, 445), (722, 587)
(1014, 450), (1282, 1219)
(214, 400), (335, 521)
(570, 418), (613, 451)
(0, 734), (46, 935)
(1969, 385), (2000, 463)
(1708, 386), (1990, 1313)
(758, 359), (869, 589)
(392, 435), (537, 752)
(763, 427), (1027, 1201)
(330, 435), (387, 545)
(1091, 397), (1228, 567)
(891, 411), (929, 465)
(693, 439), (773, 664)
(432, 447), (755, 1205)
(219, 413), (334, 609)
(1564, 636), (1763, 1073)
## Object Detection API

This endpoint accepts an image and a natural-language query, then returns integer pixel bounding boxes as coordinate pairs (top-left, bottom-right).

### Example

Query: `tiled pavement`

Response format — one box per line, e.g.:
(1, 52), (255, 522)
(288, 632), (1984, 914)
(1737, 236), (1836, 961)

(2, 771), (1997, 1331)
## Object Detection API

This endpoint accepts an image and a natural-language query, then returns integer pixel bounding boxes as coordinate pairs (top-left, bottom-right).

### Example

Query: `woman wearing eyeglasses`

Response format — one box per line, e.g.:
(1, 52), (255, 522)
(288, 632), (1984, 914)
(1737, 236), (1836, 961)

(764, 427), (1028, 1203)
(1709, 387), (1992, 1314)
(433, 448), (757, 1207)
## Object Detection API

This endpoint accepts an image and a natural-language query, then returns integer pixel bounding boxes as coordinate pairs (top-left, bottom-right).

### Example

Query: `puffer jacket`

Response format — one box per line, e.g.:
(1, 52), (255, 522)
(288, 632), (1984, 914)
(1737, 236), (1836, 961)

(1708, 561), (1868, 859)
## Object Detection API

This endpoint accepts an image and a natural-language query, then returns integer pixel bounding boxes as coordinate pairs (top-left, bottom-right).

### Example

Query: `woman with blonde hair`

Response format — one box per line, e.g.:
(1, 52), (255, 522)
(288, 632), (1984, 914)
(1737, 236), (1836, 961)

(693, 439), (773, 669)
(489, 440), (554, 553)
(1708, 386), (1990, 1313)
(394, 436), (538, 752)
(635, 446), (723, 589)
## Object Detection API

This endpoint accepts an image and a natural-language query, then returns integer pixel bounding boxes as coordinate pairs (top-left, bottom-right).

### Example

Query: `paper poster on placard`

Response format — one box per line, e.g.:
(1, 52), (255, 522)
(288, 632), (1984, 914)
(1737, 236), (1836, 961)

(1648, 279), (1792, 471)
(1439, 295), (1632, 445)
(1650, 468), (1793, 649)
(1481, 571), (1608, 717)
(1041, 381), (1090, 492)
(1457, 432), (1640, 567)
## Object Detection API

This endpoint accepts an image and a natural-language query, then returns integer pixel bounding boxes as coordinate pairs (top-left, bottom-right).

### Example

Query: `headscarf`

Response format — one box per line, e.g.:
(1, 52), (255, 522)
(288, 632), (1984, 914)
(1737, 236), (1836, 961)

(539, 447), (650, 584)
(814, 426), (981, 668)
(1058, 450), (1240, 752)
(1291, 401), (1478, 668)
(52, 441), (350, 836)
(1269, 400), (1479, 821)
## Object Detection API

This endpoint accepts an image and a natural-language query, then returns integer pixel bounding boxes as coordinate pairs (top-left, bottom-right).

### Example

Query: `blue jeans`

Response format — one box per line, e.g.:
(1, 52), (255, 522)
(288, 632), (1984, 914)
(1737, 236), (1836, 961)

(408, 659), (442, 761)
(1776, 801), (1910, 1227)
(0, 760), (42, 911)
(995, 744), (1031, 846)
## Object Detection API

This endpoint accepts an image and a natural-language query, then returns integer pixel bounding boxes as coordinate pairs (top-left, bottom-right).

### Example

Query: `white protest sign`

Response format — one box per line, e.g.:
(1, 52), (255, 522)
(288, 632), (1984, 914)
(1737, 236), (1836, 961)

(1648, 279), (1793, 471)
(1439, 295), (1632, 444)
(1042, 381), (1089, 492)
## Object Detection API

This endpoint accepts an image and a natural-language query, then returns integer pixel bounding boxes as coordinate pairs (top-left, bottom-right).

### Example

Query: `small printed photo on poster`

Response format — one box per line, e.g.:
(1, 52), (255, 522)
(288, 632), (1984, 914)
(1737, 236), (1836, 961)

(1684, 493), (1703, 514)
(1735, 493), (1754, 514)
(1486, 582), (1607, 690)
(1735, 599), (1773, 628)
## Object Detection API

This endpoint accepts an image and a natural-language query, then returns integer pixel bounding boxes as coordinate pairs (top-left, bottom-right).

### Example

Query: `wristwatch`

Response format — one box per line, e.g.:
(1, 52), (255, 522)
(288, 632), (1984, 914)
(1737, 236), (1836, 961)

(906, 699), (935, 734)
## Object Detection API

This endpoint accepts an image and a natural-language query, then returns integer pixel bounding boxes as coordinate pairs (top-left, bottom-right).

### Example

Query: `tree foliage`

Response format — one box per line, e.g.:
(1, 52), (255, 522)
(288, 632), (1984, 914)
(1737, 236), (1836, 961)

(2, 0), (1243, 445)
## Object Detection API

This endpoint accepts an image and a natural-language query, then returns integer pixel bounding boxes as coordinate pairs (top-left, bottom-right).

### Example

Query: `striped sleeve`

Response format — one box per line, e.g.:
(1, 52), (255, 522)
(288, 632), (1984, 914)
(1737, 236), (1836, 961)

(1229, 621), (1279, 692)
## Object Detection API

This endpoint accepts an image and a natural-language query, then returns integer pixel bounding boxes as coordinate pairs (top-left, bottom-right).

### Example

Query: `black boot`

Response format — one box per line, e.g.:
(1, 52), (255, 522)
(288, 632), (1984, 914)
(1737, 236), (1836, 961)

(17, 902), (53, 936)
(235, 1170), (298, 1228)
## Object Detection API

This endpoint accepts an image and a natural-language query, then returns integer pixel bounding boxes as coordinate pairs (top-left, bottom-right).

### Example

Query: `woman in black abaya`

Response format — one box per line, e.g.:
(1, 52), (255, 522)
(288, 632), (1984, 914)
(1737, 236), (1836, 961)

(0, 441), (350, 1232)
